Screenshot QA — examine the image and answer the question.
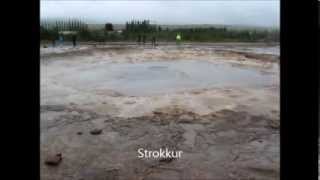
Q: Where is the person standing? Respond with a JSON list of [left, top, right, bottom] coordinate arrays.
[[59, 34, 64, 46], [176, 33, 181, 45], [151, 36, 156, 47], [137, 34, 141, 45], [72, 34, 77, 47], [142, 34, 146, 45], [52, 37, 56, 47]]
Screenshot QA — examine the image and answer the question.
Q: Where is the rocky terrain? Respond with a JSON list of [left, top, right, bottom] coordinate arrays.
[[41, 43, 279, 180]]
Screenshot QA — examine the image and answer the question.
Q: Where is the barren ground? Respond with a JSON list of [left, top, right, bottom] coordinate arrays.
[[41, 43, 279, 180]]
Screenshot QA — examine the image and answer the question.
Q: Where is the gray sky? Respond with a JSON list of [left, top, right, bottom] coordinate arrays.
[[40, 0, 279, 27]]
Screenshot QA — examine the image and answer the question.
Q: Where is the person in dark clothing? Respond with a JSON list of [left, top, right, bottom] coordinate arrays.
[[142, 35, 146, 45], [72, 34, 77, 47], [59, 35, 64, 46], [151, 36, 156, 47], [137, 34, 141, 45], [52, 38, 56, 47]]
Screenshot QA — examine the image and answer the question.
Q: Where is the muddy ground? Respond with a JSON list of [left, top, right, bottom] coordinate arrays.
[[41, 43, 279, 180]]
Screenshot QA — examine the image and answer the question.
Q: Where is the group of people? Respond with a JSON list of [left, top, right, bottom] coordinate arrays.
[[137, 34, 157, 46], [52, 34, 77, 48], [137, 33, 182, 47], [51, 32, 182, 48]]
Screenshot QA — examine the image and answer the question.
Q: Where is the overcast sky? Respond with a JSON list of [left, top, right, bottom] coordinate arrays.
[[41, 0, 279, 27]]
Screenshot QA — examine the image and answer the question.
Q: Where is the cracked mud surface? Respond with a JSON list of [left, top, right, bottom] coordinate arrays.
[[41, 43, 279, 180]]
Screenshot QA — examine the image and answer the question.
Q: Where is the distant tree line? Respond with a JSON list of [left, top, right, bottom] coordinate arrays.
[[40, 19, 91, 41], [124, 20, 159, 33], [40, 19, 279, 43], [165, 28, 279, 42], [40, 19, 88, 31]]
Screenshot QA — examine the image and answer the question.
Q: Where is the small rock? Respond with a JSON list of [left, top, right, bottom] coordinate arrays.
[[153, 111, 163, 115], [178, 114, 194, 123], [124, 100, 136, 105], [45, 153, 62, 166], [191, 90, 202, 95], [82, 113, 91, 120], [90, 129, 102, 135], [159, 157, 175, 163], [267, 119, 280, 129], [105, 169, 119, 180], [71, 111, 80, 116], [110, 92, 123, 97], [270, 123, 280, 129], [77, 132, 83, 135]]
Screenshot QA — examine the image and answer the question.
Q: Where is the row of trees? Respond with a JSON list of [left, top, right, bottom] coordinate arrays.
[[166, 28, 279, 42], [40, 19, 89, 32], [40, 19, 91, 41], [121, 20, 279, 42], [40, 19, 279, 42], [124, 20, 160, 33]]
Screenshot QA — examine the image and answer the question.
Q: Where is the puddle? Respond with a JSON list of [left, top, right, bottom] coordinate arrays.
[[62, 60, 278, 96]]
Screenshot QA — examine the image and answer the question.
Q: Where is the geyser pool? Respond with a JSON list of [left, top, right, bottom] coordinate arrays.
[[61, 60, 277, 96]]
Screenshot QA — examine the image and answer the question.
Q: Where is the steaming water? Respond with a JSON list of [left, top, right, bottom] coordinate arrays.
[[63, 60, 277, 96]]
